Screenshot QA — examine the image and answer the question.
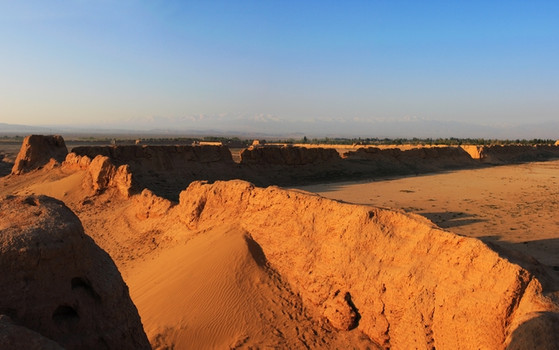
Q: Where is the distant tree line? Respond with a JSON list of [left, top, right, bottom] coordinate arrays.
[[289, 136, 557, 146], [0, 134, 556, 147]]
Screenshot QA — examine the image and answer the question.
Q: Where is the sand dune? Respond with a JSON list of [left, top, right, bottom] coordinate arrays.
[[128, 224, 373, 349]]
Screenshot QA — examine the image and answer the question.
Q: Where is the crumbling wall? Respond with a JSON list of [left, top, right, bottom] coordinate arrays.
[[11, 135, 68, 175], [240, 146, 341, 165]]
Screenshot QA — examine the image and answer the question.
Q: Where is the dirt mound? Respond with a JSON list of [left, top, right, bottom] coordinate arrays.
[[177, 180, 559, 349], [240, 145, 341, 165], [0, 195, 150, 349], [11, 135, 68, 175]]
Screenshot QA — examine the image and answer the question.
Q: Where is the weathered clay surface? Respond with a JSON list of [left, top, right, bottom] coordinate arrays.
[[344, 146, 479, 173], [478, 145, 559, 164], [61, 153, 132, 197], [0, 315, 64, 350], [11, 135, 68, 175], [87, 155, 133, 197], [134, 188, 173, 220], [72, 145, 237, 199], [178, 180, 559, 349], [0, 195, 150, 350], [461, 144, 559, 163], [240, 145, 341, 165], [72, 144, 234, 165], [14, 136, 559, 201], [62, 152, 92, 170]]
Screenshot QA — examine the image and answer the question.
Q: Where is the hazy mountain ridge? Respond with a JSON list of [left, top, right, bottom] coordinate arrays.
[[0, 118, 557, 140]]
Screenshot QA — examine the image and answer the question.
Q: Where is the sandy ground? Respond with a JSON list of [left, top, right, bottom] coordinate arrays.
[[298, 159, 559, 270]]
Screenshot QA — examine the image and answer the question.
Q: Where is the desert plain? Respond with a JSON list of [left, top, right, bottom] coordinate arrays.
[[299, 160, 559, 269], [1, 135, 559, 349]]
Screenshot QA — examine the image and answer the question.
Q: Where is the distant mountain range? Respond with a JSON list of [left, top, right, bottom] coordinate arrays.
[[1, 117, 558, 140]]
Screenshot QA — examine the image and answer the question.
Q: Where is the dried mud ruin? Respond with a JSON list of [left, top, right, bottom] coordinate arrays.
[[1, 134, 559, 349]]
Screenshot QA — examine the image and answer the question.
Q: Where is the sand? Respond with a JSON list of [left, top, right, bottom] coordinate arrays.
[[297, 159, 559, 270]]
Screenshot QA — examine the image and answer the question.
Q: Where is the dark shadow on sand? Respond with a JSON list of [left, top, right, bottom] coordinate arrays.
[[477, 236, 559, 294], [421, 211, 486, 228]]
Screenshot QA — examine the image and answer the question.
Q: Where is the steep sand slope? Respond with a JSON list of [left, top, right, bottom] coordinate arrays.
[[128, 224, 375, 349]]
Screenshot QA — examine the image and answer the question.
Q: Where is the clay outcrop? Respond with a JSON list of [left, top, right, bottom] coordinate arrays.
[[10, 136, 559, 200], [0, 195, 150, 349], [178, 180, 559, 349], [478, 145, 559, 164], [71, 145, 237, 199], [87, 156, 133, 197], [461, 144, 559, 163], [240, 145, 341, 165], [460, 145, 484, 159], [0, 315, 64, 350], [72, 144, 234, 165], [343, 146, 479, 175], [11, 135, 68, 175], [62, 153, 133, 197]]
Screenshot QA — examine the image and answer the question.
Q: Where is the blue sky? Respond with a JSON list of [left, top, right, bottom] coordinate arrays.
[[1, 1, 558, 136]]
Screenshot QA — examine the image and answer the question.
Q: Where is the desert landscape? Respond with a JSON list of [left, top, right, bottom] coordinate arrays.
[[3, 1, 559, 348], [1, 134, 559, 349]]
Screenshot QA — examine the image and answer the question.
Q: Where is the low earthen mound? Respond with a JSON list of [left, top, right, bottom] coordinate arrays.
[[177, 180, 559, 349], [0, 195, 150, 349], [240, 145, 341, 165], [11, 135, 68, 175]]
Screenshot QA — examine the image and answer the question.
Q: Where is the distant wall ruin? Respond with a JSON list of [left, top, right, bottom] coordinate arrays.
[[8, 136, 559, 200], [240, 145, 341, 165], [11, 135, 68, 175]]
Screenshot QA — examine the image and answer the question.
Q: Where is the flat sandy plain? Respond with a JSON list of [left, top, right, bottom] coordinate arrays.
[[298, 159, 559, 270]]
